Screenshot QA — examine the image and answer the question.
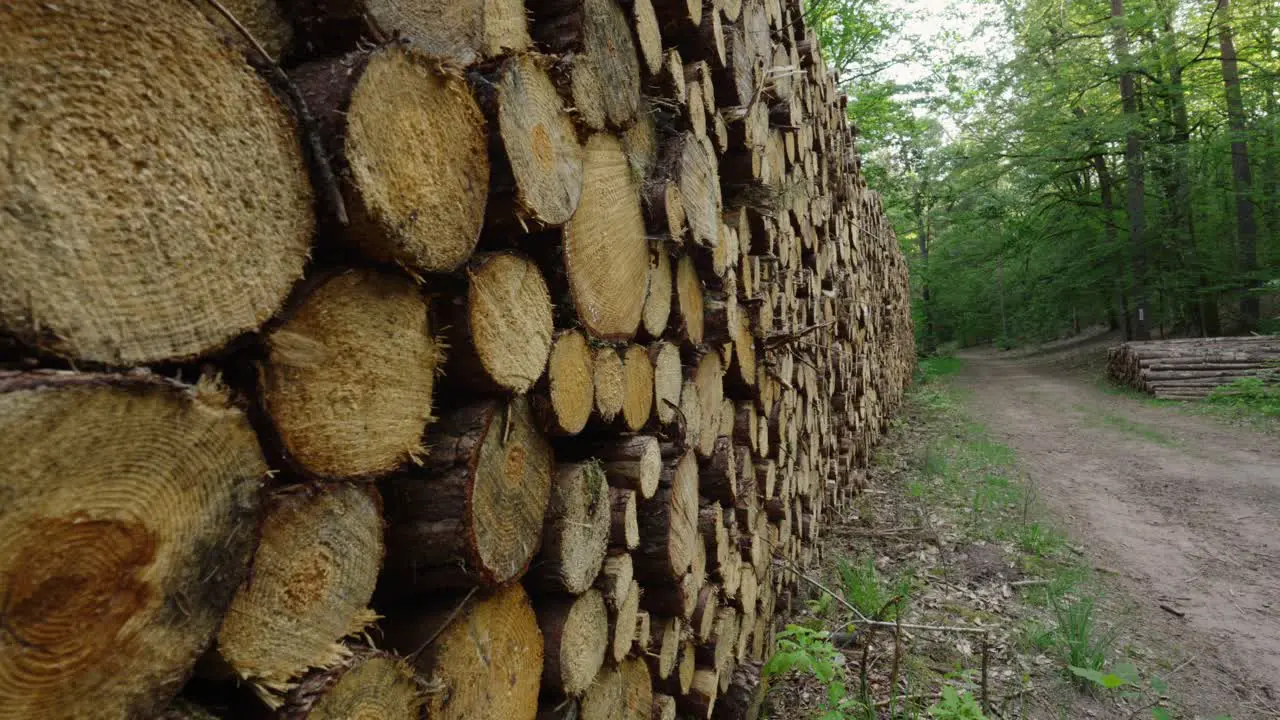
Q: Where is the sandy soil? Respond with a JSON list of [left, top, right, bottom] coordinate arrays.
[[955, 344, 1280, 717]]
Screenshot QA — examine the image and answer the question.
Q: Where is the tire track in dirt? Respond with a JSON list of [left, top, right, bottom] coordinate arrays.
[[954, 348, 1280, 717]]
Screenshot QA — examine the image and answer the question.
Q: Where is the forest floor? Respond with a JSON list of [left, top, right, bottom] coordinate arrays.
[[763, 336, 1280, 720]]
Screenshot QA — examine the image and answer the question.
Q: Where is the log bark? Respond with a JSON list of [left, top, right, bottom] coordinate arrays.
[[381, 396, 552, 590], [635, 451, 701, 583]]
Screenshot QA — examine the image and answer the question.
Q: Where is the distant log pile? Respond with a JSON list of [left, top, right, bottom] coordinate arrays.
[[1107, 337, 1280, 399], [0, 0, 914, 719]]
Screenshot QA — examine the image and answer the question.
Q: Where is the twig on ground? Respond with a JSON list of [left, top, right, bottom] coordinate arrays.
[[1158, 603, 1186, 618]]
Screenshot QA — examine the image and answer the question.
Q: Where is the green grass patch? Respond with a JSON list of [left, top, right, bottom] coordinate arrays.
[[919, 354, 965, 382], [1080, 409, 1179, 447]]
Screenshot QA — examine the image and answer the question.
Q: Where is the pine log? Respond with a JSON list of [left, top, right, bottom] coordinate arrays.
[[534, 329, 597, 436], [693, 351, 727, 457], [572, 434, 663, 498], [261, 269, 439, 480], [609, 579, 643, 662], [536, 590, 610, 696], [659, 134, 723, 247], [474, 53, 584, 227], [611, 487, 642, 549], [385, 584, 542, 720], [701, 436, 739, 504], [692, 583, 721, 642], [564, 134, 651, 339], [290, 0, 530, 64], [652, 342, 685, 427], [679, 667, 719, 718], [444, 251, 555, 394], [0, 372, 263, 720], [712, 661, 763, 720], [594, 347, 628, 423], [201, 0, 293, 59], [278, 650, 423, 720], [676, 254, 708, 345], [529, 0, 643, 129], [292, 46, 488, 272], [642, 572, 701, 618], [532, 462, 612, 594], [581, 658, 653, 720], [622, 344, 658, 430], [635, 450, 701, 582], [628, 0, 666, 75], [647, 615, 683, 679], [597, 552, 636, 609], [643, 247, 677, 340], [0, 0, 313, 366], [635, 610, 652, 654], [653, 693, 678, 720], [214, 484, 382, 702], [381, 396, 552, 590]]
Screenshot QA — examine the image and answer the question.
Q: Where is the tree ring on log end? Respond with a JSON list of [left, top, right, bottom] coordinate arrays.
[[495, 54, 583, 226], [0, 0, 313, 366], [339, 46, 489, 272], [466, 252, 554, 394], [0, 372, 264, 720], [563, 134, 649, 340], [215, 484, 383, 702], [262, 269, 439, 480], [281, 651, 422, 720]]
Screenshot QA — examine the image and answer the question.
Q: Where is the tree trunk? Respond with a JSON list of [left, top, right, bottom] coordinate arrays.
[[1217, 0, 1261, 331], [1112, 0, 1151, 340]]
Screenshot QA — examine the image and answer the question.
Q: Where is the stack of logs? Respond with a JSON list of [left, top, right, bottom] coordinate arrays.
[[0, 0, 914, 719], [1107, 337, 1280, 399]]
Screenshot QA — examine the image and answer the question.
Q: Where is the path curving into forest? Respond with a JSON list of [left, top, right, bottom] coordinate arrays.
[[955, 345, 1280, 716]]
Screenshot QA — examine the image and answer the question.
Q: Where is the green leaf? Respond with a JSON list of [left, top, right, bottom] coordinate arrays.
[[1068, 666, 1107, 686], [1149, 676, 1168, 694], [1151, 708, 1172, 720]]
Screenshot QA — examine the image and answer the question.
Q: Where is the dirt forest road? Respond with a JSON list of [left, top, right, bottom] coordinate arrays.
[[955, 346, 1280, 717]]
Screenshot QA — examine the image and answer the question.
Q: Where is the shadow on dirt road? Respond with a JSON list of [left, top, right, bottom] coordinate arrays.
[[955, 347, 1280, 717]]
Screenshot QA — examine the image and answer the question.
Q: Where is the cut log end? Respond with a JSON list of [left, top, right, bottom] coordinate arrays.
[[564, 134, 650, 340], [537, 590, 609, 697], [263, 269, 439, 480], [302, 46, 490, 272], [0, 0, 313, 365], [382, 396, 552, 589], [279, 651, 423, 720], [0, 372, 264, 720], [389, 583, 542, 720], [216, 484, 383, 702], [535, 462, 611, 595], [455, 252, 555, 394]]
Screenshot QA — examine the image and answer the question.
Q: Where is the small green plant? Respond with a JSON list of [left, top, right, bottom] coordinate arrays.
[[837, 556, 903, 621], [1034, 594, 1115, 684], [1016, 522, 1065, 557], [764, 626, 871, 719], [926, 686, 987, 719]]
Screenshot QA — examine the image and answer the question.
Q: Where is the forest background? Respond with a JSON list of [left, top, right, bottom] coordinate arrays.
[[808, 0, 1280, 350]]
